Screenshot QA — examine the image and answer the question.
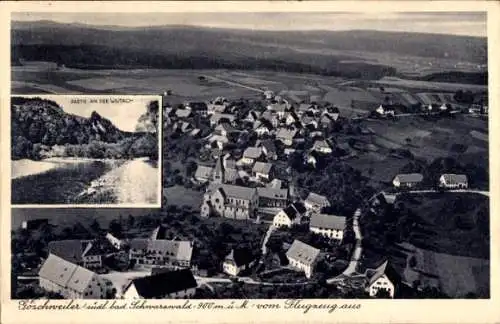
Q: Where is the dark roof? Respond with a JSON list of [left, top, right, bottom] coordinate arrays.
[[187, 102, 208, 111], [129, 269, 198, 298], [151, 225, 168, 240], [258, 139, 278, 154], [225, 247, 255, 267], [367, 260, 402, 288], [22, 219, 49, 230], [48, 240, 86, 264], [282, 205, 299, 220], [291, 202, 307, 214]]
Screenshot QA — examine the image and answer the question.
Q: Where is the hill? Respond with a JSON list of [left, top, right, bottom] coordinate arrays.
[[11, 21, 487, 80], [11, 97, 158, 160]]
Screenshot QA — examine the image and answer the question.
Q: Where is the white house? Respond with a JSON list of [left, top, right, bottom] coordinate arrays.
[[222, 248, 256, 276], [286, 240, 320, 278], [272, 203, 306, 228], [392, 173, 424, 189], [312, 140, 332, 154], [122, 269, 197, 299], [38, 254, 109, 299], [365, 260, 399, 298], [309, 213, 346, 241], [439, 174, 468, 189], [304, 192, 331, 212], [276, 128, 298, 146]]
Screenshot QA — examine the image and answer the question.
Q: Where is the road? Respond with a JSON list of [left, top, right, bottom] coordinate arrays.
[[405, 189, 489, 197], [203, 75, 265, 93], [81, 157, 159, 204], [260, 224, 276, 258]]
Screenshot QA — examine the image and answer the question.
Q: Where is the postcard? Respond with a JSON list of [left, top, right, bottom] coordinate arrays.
[[1, 1, 499, 324]]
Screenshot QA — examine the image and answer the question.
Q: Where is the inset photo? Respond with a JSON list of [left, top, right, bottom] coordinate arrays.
[[11, 95, 161, 207]]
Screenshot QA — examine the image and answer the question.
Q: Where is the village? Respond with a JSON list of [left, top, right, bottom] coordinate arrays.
[[13, 86, 489, 300]]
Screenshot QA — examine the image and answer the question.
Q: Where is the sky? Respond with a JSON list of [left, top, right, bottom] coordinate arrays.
[[22, 95, 155, 132], [12, 12, 487, 37]]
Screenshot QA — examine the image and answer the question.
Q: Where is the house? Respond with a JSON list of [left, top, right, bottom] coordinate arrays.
[[309, 213, 346, 240], [252, 162, 274, 182], [258, 139, 279, 160], [222, 247, 256, 276], [211, 155, 239, 184], [272, 203, 306, 228], [253, 121, 272, 136], [180, 122, 193, 133], [106, 233, 124, 250], [257, 187, 289, 209], [327, 107, 340, 121], [210, 113, 235, 126], [185, 101, 208, 116], [244, 110, 262, 123], [175, 109, 192, 119], [48, 240, 103, 270], [267, 102, 288, 118], [392, 173, 424, 189], [21, 218, 49, 230], [312, 140, 332, 154], [194, 165, 214, 183], [285, 111, 300, 126], [301, 116, 319, 129], [241, 147, 263, 165], [286, 240, 320, 278], [129, 238, 193, 269], [260, 111, 279, 128], [267, 179, 282, 189], [276, 128, 298, 146], [38, 254, 109, 299], [264, 90, 275, 100], [365, 260, 400, 298], [215, 123, 239, 137], [375, 105, 395, 117], [207, 97, 229, 115], [304, 192, 330, 212], [297, 103, 318, 116], [201, 183, 258, 220], [439, 174, 468, 189], [122, 269, 197, 299], [305, 153, 317, 168], [320, 114, 335, 128]]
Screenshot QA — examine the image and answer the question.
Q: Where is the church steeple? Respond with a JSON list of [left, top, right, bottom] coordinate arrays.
[[213, 154, 225, 184]]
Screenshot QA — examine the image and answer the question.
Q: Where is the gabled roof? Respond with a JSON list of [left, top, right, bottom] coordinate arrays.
[[208, 183, 257, 201], [440, 173, 468, 184], [175, 109, 192, 118], [215, 123, 238, 134], [252, 162, 273, 175], [310, 213, 347, 231], [39, 253, 78, 288], [128, 269, 197, 298], [257, 187, 288, 200], [267, 179, 282, 189], [267, 103, 288, 112], [276, 128, 297, 140], [48, 240, 86, 264], [194, 165, 214, 180], [394, 173, 424, 183], [82, 241, 102, 257], [225, 247, 255, 267], [280, 205, 299, 220], [243, 147, 262, 159], [286, 240, 320, 266], [313, 140, 331, 150], [291, 201, 307, 214], [67, 265, 96, 293], [366, 260, 401, 287], [305, 192, 330, 207], [151, 225, 168, 240], [258, 139, 278, 154], [128, 238, 149, 251], [38, 253, 97, 293]]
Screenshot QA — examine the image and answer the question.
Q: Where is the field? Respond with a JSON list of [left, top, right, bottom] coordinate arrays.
[[373, 77, 487, 92], [162, 185, 204, 211]]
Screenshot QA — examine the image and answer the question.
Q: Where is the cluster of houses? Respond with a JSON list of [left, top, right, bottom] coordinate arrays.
[[37, 226, 199, 299], [392, 173, 469, 189]]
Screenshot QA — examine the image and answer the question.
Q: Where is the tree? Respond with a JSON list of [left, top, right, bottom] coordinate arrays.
[[90, 219, 101, 233], [127, 215, 135, 229], [109, 220, 122, 237]]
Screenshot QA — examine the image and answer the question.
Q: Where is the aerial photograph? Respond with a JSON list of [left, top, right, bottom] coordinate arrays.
[[10, 11, 489, 299], [11, 95, 161, 205]]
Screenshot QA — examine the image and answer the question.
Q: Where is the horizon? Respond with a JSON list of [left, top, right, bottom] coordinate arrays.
[[12, 12, 487, 37]]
